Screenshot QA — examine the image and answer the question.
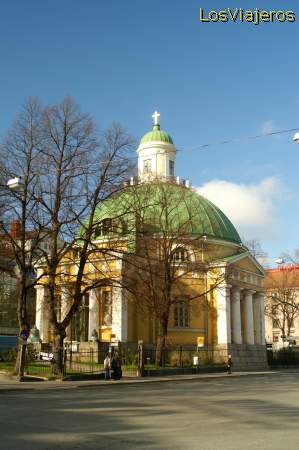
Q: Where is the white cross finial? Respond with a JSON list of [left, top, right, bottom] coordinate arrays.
[[152, 111, 160, 126]]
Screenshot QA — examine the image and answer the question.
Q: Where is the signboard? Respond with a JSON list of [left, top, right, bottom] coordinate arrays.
[[197, 336, 205, 348]]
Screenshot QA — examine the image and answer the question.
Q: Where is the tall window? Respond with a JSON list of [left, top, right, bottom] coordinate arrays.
[[71, 293, 89, 342], [143, 159, 152, 174], [174, 303, 189, 328], [102, 290, 112, 326], [169, 160, 175, 176]]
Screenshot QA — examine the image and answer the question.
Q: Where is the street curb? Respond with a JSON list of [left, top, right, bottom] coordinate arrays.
[[0, 370, 280, 392]]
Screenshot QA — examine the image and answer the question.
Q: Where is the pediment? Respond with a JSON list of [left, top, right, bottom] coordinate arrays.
[[214, 251, 265, 277]]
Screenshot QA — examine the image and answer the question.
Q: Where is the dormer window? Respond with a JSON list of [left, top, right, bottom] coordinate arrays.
[[94, 218, 126, 238], [171, 247, 189, 263], [94, 218, 113, 237]]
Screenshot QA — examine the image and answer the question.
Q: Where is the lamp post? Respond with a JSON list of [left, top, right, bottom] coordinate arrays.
[[6, 176, 30, 379]]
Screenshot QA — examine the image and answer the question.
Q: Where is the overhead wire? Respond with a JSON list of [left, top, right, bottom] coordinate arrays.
[[4, 126, 298, 179]]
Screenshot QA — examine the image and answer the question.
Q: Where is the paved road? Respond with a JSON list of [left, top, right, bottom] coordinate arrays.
[[1, 372, 299, 450]]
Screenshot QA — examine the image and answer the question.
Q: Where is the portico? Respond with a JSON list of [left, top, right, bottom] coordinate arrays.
[[217, 285, 265, 346]]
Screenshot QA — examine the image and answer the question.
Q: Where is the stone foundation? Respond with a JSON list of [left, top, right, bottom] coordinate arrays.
[[209, 344, 268, 371]]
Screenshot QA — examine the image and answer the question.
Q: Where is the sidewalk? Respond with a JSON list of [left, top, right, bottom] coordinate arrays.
[[0, 369, 283, 391]]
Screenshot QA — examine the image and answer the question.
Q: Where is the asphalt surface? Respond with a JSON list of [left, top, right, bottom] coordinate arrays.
[[1, 372, 299, 450]]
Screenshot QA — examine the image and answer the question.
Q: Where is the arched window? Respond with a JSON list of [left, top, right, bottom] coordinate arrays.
[[102, 290, 112, 327], [171, 247, 189, 263]]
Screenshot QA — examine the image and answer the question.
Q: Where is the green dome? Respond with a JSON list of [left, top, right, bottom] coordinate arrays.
[[89, 183, 241, 246], [140, 124, 173, 145]]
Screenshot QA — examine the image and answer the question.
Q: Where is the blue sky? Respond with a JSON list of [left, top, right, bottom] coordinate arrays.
[[0, 0, 298, 264]]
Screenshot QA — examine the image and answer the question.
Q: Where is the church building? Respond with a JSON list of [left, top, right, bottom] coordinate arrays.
[[35, 112, 267, 370]]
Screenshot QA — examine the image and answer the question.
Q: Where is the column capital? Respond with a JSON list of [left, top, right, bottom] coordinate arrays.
[[255, 291, 265, 297], [231, 286, 243, 293], [34, 284, 45, 290], [218, 284, 232, 290], [244, 289, 256, 295]]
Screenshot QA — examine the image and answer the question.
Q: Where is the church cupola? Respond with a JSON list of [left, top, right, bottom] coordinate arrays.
[[137, 111, 176, 181]]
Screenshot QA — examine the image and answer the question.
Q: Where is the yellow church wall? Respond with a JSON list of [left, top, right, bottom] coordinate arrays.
[[207, 285, 218, 346], [136, 307, 152, 343], [127, 296, 138, 342]]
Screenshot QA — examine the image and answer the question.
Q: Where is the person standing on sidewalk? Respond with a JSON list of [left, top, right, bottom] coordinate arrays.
[[104, 353, 111, 380], [227, 354, 233, 375]]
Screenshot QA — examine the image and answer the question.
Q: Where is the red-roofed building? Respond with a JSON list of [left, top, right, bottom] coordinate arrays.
[[0, 220, 38, 335], [264, 265, 299, 349]]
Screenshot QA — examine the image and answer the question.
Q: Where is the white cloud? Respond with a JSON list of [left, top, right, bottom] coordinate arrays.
[[196, 177, 282, 240]]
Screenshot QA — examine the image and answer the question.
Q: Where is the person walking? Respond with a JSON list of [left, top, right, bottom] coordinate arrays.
[[227, 354, 233, 375], [104, 353, 111, 380]]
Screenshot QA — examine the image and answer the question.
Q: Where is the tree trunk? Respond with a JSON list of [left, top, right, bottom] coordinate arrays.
[[155, 316, 168, 366], [51, 328, 66, 377], [14, 283, 28, 376]]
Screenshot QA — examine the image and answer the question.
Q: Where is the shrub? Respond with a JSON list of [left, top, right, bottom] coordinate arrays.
[[26, 344, 39, 362], [169, 350, 192, 367], [0, 348, 17, 362], [123, 348, 138, 366]]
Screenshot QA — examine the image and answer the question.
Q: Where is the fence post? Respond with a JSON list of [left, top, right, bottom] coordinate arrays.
[[91, 348, 94, 373], [137, 340, 144, 377]]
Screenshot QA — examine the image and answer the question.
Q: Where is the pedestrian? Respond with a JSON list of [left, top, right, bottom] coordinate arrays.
[[104, 353, 111, 380], [110, 352, 117, 380], [20, 323, 30, 343], [227, 354, 233, 375]]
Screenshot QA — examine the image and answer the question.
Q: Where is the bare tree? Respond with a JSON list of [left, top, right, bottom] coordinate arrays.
[[243, 238, 268, 267], [36, 99, 135, 375], [1, 97, 134, 376], [265, 266, 299, 340], [0, 99, 45, 327]]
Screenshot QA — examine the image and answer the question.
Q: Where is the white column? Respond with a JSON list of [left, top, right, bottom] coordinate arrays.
[[61, 285, 72, 340], [35, 285, 49, 342], [244, 290, 255, 345], [258, 292, 265, 345], [231, 287, 242, 344], [216, 284, 231, 344], [112, 285, 128, 342], [88, 289, 100, 340]]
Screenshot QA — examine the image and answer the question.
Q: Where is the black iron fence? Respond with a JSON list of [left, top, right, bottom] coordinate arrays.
[[0, 341, 203, 377], [62, 345, 198, 376], [63, 348, 105, 375], [267, 349, 299, 366]]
